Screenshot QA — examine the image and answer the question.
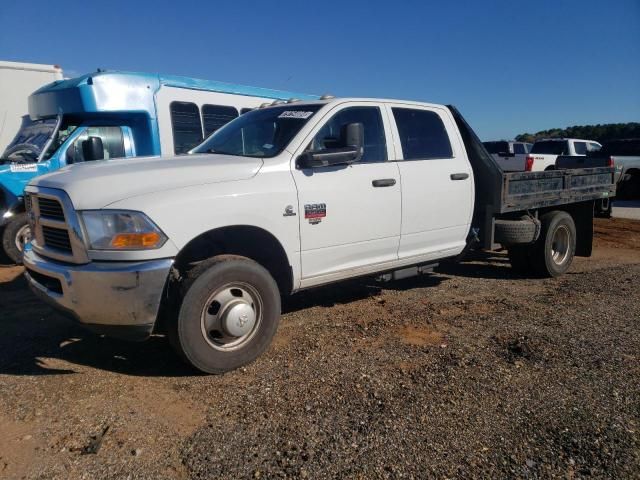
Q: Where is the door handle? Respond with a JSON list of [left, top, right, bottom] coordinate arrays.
[[372, 178, 396, 187], [450, 173, 469, 181]]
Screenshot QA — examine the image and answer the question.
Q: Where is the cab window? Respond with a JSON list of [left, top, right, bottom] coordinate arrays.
[[574, 141, 587, 155], [587, 142, 601, 153], [392, 108, 453, 160], [513, 143, 526, 154], [66, 126, 125, 163], [309, 106, 387, 162]]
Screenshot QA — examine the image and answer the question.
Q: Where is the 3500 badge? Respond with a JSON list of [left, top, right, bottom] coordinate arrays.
[[304, 203, 326, 224]]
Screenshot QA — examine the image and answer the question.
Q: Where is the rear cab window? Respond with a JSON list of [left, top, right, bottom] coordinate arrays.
[[391, 107, 453, 160]]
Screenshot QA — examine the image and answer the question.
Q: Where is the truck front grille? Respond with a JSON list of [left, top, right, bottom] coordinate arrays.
[[42, 225, 73, 253], [37, 197, 65, 221], [26, 188, 88, 264]]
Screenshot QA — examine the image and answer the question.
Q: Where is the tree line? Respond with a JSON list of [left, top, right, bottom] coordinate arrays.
[[515, 122, 640, 143]]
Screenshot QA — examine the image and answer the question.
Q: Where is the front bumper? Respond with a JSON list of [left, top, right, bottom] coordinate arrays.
[[23, 245, 173, 341]]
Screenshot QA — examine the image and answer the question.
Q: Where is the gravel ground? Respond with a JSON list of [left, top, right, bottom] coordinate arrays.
[[0, 218, 639, 479]]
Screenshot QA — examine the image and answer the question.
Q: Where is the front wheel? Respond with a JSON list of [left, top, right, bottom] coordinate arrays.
[[168, 255, 281, 374], [2, 213, 31, 264], [531, 211, 576, 278]]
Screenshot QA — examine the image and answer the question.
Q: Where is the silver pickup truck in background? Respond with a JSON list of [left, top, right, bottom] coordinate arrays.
[[483, 140, 532, 159], [556, 139, 640, 199]]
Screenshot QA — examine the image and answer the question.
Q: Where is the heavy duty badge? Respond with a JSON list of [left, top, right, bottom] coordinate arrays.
[[304, 203, 326, 224], [283, 205, 296, 217]]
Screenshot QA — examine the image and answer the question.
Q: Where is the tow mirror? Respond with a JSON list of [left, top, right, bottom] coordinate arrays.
[[82, 136, 104, 161], [297, 122, 364, 168]]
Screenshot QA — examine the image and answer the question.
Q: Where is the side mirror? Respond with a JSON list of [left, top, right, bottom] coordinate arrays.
[[297, 122, 364, 168], [82, 136, 104, 161]]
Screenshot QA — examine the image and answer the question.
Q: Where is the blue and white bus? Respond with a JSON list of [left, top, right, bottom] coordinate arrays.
[[0, 70, 316, 261]]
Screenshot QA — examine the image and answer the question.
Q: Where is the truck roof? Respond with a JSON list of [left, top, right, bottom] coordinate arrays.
[[260, 97, 450, 109], [536, 137, 599, 143]]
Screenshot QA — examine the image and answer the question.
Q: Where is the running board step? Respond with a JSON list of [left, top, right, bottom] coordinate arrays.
[[376, 263, 438, 282]]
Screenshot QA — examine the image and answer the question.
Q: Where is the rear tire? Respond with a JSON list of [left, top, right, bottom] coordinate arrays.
[[168, 255, 281, 374], [2, 213, 30, 265], [531, 211, 576, 278]]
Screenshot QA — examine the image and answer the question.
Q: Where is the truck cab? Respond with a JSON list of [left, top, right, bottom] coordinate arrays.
[[0, 71, 316, 262]]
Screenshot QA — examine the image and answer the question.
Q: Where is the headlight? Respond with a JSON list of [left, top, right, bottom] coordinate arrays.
[[79, 210, 167, 250]]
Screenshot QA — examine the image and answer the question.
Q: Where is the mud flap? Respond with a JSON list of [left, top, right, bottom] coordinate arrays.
[[573, 201, 594, 257]]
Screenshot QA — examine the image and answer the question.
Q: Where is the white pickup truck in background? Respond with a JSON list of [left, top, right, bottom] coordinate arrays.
[[21, 98, 615, 373], [495, 138, 602, 172]]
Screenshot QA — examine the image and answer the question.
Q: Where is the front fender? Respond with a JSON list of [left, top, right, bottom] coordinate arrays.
[[105, 175, 302, 288]]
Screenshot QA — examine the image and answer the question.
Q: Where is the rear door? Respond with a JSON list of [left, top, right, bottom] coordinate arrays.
[[291, 102, 401, 282], [386, 104, 473, 260]]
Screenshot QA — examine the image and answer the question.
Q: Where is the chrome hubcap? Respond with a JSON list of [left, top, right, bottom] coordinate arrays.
[[551, 225, 570, 265], [15, 224, 32, 253], [200, 283, 262, 351]]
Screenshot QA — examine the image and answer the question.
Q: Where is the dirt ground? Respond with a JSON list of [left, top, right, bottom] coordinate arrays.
[[1, 218, 639, 479]]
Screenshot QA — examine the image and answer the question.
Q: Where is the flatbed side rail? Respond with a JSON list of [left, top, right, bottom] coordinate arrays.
[[501, 167, 616, 213]]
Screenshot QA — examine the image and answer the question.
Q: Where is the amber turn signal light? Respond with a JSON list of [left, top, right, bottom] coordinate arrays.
[[110, 232, 162, 249]]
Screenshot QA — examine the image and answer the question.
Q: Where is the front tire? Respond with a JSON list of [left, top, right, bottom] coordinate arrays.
[[2, 213, 31, 264], [531, 211, 576, 278], [169, 255, 281, 374]]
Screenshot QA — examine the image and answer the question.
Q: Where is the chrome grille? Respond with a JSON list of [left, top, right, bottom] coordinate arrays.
[[42, 225, 73, 253], [25, 187, 89, 264], [37, 197, 65, 221]]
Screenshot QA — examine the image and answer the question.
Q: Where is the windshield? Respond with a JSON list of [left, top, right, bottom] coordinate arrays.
[[2, 117, 58, 162], [531, 140, 567, 155], [192, 104, 323, 158]]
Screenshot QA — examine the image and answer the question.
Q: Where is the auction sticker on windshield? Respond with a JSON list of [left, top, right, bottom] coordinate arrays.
[[10, 163, 38, 173], [278, 111, 314, 119]]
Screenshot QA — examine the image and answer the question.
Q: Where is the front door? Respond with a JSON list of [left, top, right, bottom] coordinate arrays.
[[291, 104, 401, 283]]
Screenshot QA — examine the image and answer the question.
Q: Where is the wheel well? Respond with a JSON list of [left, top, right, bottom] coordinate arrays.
[[544, 165, 556, 171], [173, 225, 293, 296]]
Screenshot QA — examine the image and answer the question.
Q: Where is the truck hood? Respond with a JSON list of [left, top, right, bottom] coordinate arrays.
[[30, 154, 263, 209]]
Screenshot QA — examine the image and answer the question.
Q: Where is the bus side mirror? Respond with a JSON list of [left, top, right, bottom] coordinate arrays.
[[82, 136, 104, 161]]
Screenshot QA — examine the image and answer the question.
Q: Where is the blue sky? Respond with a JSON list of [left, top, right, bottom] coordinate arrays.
[[1, 0, 638, 140]]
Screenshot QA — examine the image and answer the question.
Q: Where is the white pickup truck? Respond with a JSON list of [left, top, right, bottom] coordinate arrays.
[[495, 138, 602, 172], [22, 98, 615, 373]]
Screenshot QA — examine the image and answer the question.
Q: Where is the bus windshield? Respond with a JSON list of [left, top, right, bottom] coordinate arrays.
[[2, 117, 58, 162], [192, 104, 323, 158]]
